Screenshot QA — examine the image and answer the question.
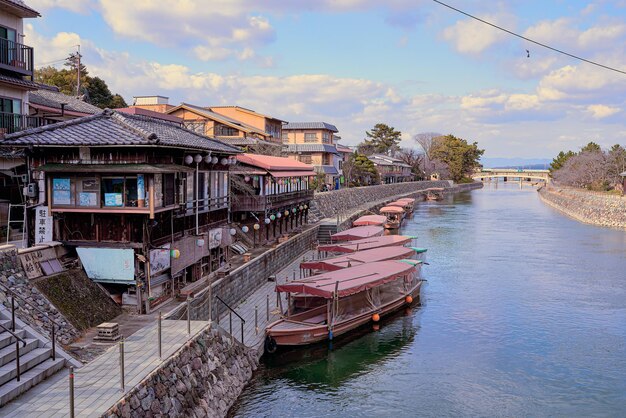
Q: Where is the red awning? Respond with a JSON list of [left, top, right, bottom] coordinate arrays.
[[388, 201, 410, 208], [318, 235, 412, 253], [300, 246, 416, 272], [353, 215, 386, 227], [397, 198, 414, 203], [277, 261, 415, 298], [380, 206, 404, 214], [331, 226, 384, 242], [270, 170, 317, 178]]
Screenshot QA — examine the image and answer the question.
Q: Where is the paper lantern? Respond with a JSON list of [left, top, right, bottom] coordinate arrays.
[[270, 214, 276, 221], [220, 158, 228, 165], [204, 155, 212, 163], [170, 249, 180, 259], [194, 154, 203, 163], [253, 223, 260, 230], [184, 155, 193, 165], [211, 156, 218, 164], [244, 176, 251, 182], [264, 218, 270, 224], [277, 212, 282, 218], [284, 210, 289, 216], [299, 205, 304, 210], [242, 226, 249, 233], [229, 228, 236, 236], [292, 208, 297, 213], [304, 205, 308, 209]]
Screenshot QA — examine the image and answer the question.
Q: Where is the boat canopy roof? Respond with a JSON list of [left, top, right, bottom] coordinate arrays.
[[396, 198, 414, 203], [380, 206, 404, 214], [353, 215, 387, 226], [276, 261, 415, 298], [301, 246, 416, 271], [388, 201, 410, 208], [331, 225, 383, 242], [318, 235, 412, 253]]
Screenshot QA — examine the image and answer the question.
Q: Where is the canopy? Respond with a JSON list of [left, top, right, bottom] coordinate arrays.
[[270, 170, 317, 178], [353, 215, 386, 227], [397, 198, 414, 204], [276, 261, 415, 298], [409, 247, 428, 253], [380, 206, 404, 214], [301, 246, 416, 272], [331, 226, 384, 242], [318, 235, 412, 254], [388, 201, 410, 208]]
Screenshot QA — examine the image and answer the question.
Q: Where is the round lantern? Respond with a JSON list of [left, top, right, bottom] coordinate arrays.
[[264, 218, 270, 224], [284, 210, 289, 217], [270, 214, 276, 221], [170, 249, 180, 259], [277, 212, 282, 218], [211, 156, 218, 164], [184, 155, 193, 165], [253, 223, 260, 230], [204, 155, 212, 163], [242, 226, 249, 233], [194, 154, 203, 163], [304, 205, 308, 209], [244, 176, 251, 182], [229, 228, 236, 236], [292, 208, 297, 213], [220, 158, 228, 165], [299, 205, 304, 210]]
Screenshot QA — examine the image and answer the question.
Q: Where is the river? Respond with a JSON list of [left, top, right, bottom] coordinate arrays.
[[230, 183, 626, 417]]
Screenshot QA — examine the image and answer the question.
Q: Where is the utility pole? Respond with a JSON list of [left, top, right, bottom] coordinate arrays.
[[75, 45, 81, 96]]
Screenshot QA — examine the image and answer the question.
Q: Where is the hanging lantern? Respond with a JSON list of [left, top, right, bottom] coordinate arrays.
[[284, 210, 289, 217], [299, 205, 304, 210], [184, 155, 193, 165], [270, 214, 276, 221], [253, 223, 260, 230], [304, 205, 308, 209], [229, 228, 236, 236], [277, 212, 282, 218], [264, 218, 270, 224], [292, 208, 297, 213], [194, 154, 203, 163], [204, 154, 212, 163], [211, 156, 218, 164], [244, 176, 251, 182], [220, 158, 228, 165], [170, 249, 181, 259], [242, 226, 249, 233]]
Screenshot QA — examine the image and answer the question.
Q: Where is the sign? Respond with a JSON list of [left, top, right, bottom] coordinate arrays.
[[149, 243, 170, 275], [76, 248, 135, 283], [208, 228, 222, 249], [52, 178, 71, 205], [34, 206, 53, 244], [19, 247, 57, 279], [104, 193, 123, 207]]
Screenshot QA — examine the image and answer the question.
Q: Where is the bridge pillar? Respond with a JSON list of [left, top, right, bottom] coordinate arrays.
[[503, 176, 507, 182]]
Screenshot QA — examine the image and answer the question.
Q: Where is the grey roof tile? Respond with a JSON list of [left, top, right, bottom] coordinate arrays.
[[29, 88, 102, 115], [0, 74, 40, 89], [284, 143, 339, 154], [283, 122, 338, 132]]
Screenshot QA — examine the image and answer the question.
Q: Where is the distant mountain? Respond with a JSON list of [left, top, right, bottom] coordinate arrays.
[[480, 157, 551, 169]]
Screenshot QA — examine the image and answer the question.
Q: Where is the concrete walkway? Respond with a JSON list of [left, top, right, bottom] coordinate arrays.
[[3, 319, 207, 417]]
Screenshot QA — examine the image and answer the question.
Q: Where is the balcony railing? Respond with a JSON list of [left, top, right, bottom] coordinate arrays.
[[0, 113, 56, 135], [0, 38, 34, 76], [233, 189, 313, 212]]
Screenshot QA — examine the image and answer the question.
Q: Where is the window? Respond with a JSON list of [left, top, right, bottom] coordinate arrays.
[[77, 178, 100, 207], [163, 174, 175, 206], [299, 155, 312, 164], [52, 178, 73, 206], [339, 160, 343, 169], [281, 132, 288, 142], [304, 133, 317, 142], [322, 155, 332, 165], [184, 121, 206, 135], [102, 177, 138, 207], [322, 132, 331, 143], [216, 125, 238, 136]]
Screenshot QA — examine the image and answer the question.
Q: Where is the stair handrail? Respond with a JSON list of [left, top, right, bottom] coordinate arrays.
[[0, 282, 57, 361], [215, 295, 245, 344], [0, 321, 26, 383], [0, 322, 26, 346]]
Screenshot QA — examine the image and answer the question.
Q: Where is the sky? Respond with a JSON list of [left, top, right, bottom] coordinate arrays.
[[24, 0, 626, 160]]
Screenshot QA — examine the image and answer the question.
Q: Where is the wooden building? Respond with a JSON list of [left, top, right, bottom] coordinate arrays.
[[0, 109, 240, 310]]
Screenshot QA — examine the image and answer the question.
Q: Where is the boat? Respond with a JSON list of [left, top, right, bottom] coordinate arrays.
[[331, 225, 384, 242], [379, 206, 405, 229], [317, 235, 413, 256], [264, 260, 422, 350], [352, 215, 387, 227], [387, 200, 414, 216], [425, 187, 445, 201], [300, 246, 419, 275], [396, 198, 415, 213]]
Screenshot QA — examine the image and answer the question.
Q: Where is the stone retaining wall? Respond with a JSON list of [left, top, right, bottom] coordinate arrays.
[[0, 246, 80, 345], [104, 325, 258, 418], [539, 186, 626, 230], [309, 180, 454, 222]]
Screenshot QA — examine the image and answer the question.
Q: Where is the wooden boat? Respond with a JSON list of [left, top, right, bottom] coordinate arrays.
[[301, 246, 419, 275], [317, 235, 413, 256], [425, 187, 445, 201], [396, 198, 415, 213], [387, 200, 414, 215], [265, 260, 422, 350], [379, 206, 405, 229], [331, 225, 384, 242], [352, 215, 387, 227]]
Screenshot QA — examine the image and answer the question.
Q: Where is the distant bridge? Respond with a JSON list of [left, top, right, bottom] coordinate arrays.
[[472, 168, 550, 183]]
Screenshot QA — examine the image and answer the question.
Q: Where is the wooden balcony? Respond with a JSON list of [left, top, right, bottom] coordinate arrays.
[[232, 189, 313, 212], [0, 38, 34, 77]]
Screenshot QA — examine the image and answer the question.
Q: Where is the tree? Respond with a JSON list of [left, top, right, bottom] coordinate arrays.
[[343, 153, 379, 187], [430, 134, 484, 182], [359, 123, 402, 155], [397, 148, 424, 180], [550, 150, 576, 172], [414, 132, 443, 162], [580, 141, 601, 153]]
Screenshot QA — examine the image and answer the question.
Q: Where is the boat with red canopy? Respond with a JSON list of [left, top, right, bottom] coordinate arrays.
[[352, 214, 387, 227], [265, 260, 422, 350], [388, 199, 414, 215], [330, 225, 384, 242], [301, 246, 418, 274], [317, 235, 413, 255], [379, 206, 405, 229]]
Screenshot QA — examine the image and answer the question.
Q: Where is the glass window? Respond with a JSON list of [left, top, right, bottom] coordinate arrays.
[[304, 133, 317, 142], [163, 174, 175, 206], [184, 121, 206, 135], [102, 178, 124, 207], [52, 178, 73, 206], [77, 178, 99, 207]]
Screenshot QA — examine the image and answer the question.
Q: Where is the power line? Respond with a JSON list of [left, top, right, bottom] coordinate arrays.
[[35, 58, 67, 68], [432, 0, 626, 75]]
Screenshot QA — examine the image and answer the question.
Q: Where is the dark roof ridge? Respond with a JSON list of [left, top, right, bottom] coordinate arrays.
[[4, 110, 110, 140], [110, 111, 160, 144]]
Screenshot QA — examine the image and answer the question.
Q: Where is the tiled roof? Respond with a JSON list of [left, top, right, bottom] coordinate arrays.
[[283, 122, 338, 132], [237, 153, 313, 171], [316, 165, 339, 175], [369, 154, 412, 168], [284, 144, 339, 154], [216, 136, 280, 148], [2, 109, 240, 153], [0, 74, 40, 90], [336, 144, 353, 153], [29, 88, 102, 115], [168, 103, 267, 136], [209, 106, 287, 123], [1, 0, 40, 17]]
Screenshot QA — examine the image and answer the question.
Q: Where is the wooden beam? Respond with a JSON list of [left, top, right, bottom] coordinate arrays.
[[149, 176, 155, 220]]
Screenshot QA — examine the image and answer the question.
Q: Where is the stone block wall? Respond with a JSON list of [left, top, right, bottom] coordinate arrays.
[[104, 325, 258, 418], [539, 186, 626, 229]]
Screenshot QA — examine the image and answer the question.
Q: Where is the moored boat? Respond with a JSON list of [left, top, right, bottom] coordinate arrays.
[[425, 187, 445, 201], [265, 260, 422, 350], [331, 225, 384, 242], [300, 246, 419, 274], [352, 214, 387, 227], [396, 198, 415, 213], [388, 200, 414, 216], [379, 206, 405, 229], [317, 235, 413, 256]]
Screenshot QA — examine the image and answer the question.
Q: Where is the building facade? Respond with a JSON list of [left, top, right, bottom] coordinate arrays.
[[368, 154, 414, 184]]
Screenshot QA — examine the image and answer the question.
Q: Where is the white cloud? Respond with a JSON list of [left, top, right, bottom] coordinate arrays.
[[442, 13, 514, 54], [27, 0, 94, 14], [587, 104, 620, 119]]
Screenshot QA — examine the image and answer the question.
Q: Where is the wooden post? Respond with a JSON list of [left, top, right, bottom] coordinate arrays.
[[149, 176, 155, 220]]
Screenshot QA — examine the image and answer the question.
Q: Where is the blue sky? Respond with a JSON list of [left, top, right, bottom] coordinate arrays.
[[26, 0, 626, 160]]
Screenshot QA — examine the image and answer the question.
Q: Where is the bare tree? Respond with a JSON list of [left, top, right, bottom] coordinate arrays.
[[553, 151, 608, 190], [397, 148, 425, 179], [414, 132, 443, 162]]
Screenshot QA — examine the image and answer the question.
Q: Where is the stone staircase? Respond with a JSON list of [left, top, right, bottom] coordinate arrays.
[[0, 308, 66, 407], [317, 222, 338, 244]]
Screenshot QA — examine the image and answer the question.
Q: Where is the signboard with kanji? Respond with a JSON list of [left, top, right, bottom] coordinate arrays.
[[35, 206, 53, 244]]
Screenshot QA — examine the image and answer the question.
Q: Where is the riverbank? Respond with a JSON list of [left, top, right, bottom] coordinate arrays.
[[538, 185, 626, 230]]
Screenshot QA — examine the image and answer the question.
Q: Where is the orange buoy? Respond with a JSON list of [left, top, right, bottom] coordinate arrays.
[[405, 295, 413, 304], [372, 313, 380, 322]]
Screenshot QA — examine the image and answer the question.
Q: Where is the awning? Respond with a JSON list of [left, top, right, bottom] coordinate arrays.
[[35, 163, 194, 173], [353, 215, 386, 226], [231, 167, 267, 175], [380, 206, 404, 214], [331, 226, 384, 242], [276, 261, 415, 299], [300, 246, 416, 272], [270, 170, 317, 178], [318, 235, 412, 254]]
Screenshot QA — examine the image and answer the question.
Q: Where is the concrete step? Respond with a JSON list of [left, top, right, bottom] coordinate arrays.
[[0, 348, 54, 386], [0, 330, 26, 350], [0, 338, 39, 367], [0, 357, 65, 407]]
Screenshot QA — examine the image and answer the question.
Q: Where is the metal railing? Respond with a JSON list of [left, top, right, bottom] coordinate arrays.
[[215, 295, 245, 344], [0, 322, 26, 382], [0, 112, 56, 135], [0, 282, 58, 362], [0, 38, 34, 76], [233, 189, 313, 212]]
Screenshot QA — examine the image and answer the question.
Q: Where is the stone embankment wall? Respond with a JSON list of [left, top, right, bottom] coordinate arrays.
[[104, 325, 258, 418], [310, 180, 455, 222], [0, 246, 80, 345], [539, 186, 626, 229]]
